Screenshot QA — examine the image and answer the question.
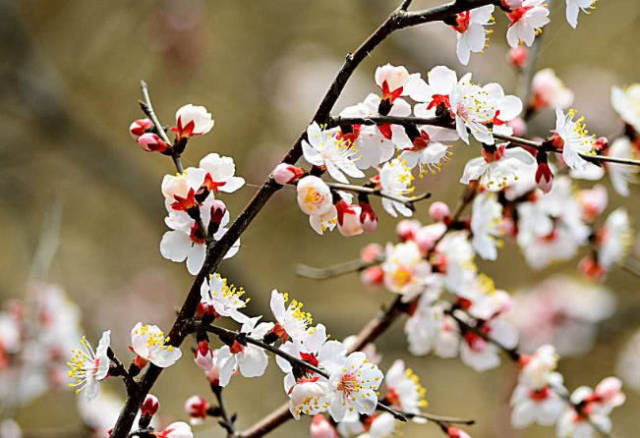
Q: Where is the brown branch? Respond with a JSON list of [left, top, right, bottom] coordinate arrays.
[[324, 181, 431, 207]]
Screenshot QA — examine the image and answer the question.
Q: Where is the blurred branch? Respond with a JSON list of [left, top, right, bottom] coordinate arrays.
[[296, 259, 377, 280], [518, 0, 554, 108], [28, 201, 62, 282]]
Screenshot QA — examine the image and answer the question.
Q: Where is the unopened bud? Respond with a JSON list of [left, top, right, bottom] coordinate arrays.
[[137, 133, 169, 153], [507, 47, 527, 69], [185, 395, 210, 424], [428, 201, 450, 222], [210, 200, 227, 224], [273, 163, 306, 185], [359, 202, 378, 233], [141, 394, 159, 418], [396, 220, 420, 241], [129, 118, 154, 139]]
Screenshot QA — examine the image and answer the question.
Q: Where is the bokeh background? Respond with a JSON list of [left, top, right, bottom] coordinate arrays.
[[1, 0, 639, 436]]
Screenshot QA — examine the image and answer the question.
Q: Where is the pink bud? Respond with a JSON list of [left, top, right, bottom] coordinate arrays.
[[129, 118, 153, 139], [137, 133, 169, 153], [194, 340, 213, 370], [141, 394, 159, 418], [360, 266, 384, 286], [508, 117, 527, 137], [396, 220, 420, 241], [508, 47, 528, 69], [448, 426, 472, 438], [578, 255, 605, 281], [594, 136, 609, 151], [359, 202, 378, 233], [361, 243, 383, 263], [273, 163, 305, 185], [428, 202, 450, 222], [210, 200, 227, 224], [310, 415, 338, 438], [414, 227, 438, 253], [535, 162, 554, 193], [338, 204, 364, 237], [185, 395, 210, 422]]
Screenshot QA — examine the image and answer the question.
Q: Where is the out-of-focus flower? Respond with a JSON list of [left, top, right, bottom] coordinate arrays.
[[531, 69, 574, 110], [565, 0, 597, 28], [194, 341, 221, 385], [611, 85, 640, 133], [310, 415, 338, 438], [470, 192, 504, 260], [155, 421, 193, 438], [606, 137, 639, 197], [508, 47, 528, 69], [185, 395, 210, 425], [509, 275, 615, 356]]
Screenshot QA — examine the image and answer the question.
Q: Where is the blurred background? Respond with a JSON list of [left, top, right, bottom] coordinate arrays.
[[1, 0, 639, 436]]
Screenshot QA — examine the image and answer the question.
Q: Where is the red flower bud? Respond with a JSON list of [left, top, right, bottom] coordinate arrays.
[[141, 394, 159, 418]]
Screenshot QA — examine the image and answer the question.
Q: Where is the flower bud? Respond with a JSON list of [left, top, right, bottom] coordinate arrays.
[[337, 202, 363, 237], [535, 154, 554, 194], [185, 395, 210, 424], [360, 266, 384, 286], [594, 136, 609, 151], [508, 117, 527, 137], [273, 163, 306, 185], [210, 200, 227, 224], [359, 202, 378, 233], [141, 394, 159, 418], [297, 176, 333, 216], [396, 220, 420, 241], [447, 426, 472, 438], [507, 47, 527, 69], [310, 415, 338, 438], [129, 118, 154, 139], [428, 202, 450, 222], [360, 243, 383, 263], [137, 133, 169, 153]]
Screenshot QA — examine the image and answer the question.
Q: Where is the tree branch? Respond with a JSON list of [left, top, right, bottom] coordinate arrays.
[[329, 115, 640, 168], [109, 0, 500, 436]]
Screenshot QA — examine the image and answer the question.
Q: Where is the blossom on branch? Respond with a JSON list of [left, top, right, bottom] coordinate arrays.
[[449, 5, 495, 65], [173, 104, 214, 139], [130, 323, 182, 368], [506, 0, 550, 48], [67, 331, 111, 400]]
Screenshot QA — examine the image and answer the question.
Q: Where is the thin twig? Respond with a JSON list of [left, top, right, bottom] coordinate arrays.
[[139, 81, 184, 174], [325, 181, 431, 207]]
